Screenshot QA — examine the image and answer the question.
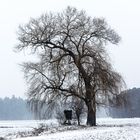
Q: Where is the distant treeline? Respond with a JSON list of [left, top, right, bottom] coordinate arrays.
[[109, 88, 140, 118], [0, 95, 107, 120], [0, 87, 140, 120], [0, 95, 33, 120]]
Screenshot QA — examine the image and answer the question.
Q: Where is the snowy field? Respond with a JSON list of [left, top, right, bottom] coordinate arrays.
[[0, 120, 58, 138], [0, 118, 140, 140]]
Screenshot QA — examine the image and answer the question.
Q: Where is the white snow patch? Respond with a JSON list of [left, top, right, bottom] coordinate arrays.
[[1, 118, 140, 140]]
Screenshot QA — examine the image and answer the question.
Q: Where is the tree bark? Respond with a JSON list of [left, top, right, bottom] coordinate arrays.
[[86, 98, 96, 126], [75, 57, 96, 126], [86, 93, 96, 126]]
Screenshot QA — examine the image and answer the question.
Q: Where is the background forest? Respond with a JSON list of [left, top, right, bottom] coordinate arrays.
[[0, 88, 140, 120]]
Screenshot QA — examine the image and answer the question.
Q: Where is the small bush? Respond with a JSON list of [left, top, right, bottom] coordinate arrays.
[[32, 123, 48, 136]]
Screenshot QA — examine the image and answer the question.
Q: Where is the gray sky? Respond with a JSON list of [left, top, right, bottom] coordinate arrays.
[[0, 0, 140, 98]]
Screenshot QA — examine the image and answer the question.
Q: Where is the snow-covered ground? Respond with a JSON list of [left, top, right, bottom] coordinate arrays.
[[0, 118, 140, 140], [0, 120, 36, 136], [0, 120, 58, 138]]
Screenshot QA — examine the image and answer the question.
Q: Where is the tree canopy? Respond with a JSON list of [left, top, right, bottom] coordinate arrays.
[[16, 7, 125, 126]]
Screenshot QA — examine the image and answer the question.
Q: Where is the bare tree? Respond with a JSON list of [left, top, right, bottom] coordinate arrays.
[[70, 97, 85, 125], [16, 7, 125, 126]]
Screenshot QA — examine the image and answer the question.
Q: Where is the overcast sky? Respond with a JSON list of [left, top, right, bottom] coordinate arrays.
[[0, 0, 140, 98]]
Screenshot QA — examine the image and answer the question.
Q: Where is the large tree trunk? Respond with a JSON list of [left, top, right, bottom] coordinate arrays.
[[84, 79, 96, 126], [76, 61, 97, 126], [86, 99, 96, 126]]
